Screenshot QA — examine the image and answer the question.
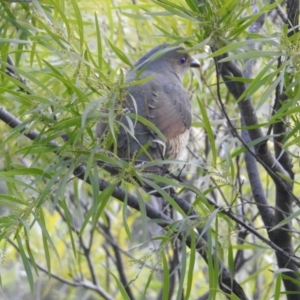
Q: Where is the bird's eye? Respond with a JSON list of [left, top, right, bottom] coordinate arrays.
[[179, 57, 186, 64]]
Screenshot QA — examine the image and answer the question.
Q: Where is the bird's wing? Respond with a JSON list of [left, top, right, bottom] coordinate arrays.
[[147, 78, 191, 140], [116, 74, 191, 163]]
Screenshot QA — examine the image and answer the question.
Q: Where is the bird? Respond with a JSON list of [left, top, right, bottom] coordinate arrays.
[[96, 43, 200, 192]]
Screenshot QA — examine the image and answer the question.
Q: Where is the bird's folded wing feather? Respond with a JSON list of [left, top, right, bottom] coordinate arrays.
[[117, 74, 191, 161], [148, 79, 191, 140]]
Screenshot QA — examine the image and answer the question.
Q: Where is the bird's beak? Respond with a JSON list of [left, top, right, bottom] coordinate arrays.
[[190, 56, 200, 68]]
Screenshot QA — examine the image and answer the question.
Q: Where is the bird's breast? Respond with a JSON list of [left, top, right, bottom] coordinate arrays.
[[165, 129, 190, 159]]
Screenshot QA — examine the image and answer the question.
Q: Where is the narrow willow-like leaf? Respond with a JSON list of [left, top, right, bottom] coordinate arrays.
[[207, 230, 217, 299], [223, 142, 235, 184], [255, 71, 283, 110], [32, 0, 49, 20], [216, 0, 238, 17], [54, 166, 74, 207], [95, 13, 103, 70], [0, 175, 36, 191], [176, 237, 187, 300], [0, 194, 24, 205], [236, 58, 279, 103], [228, 243, 234, 284], [219, 51, 281, 62], [41, 72, 86, 102], [143, 271, 154, 298], [42, 59, 65, 77], [105, 0, 114, 38], [121, 11, 152, 20], [1, 168, 51, 179], [186, 36, 211, 51], [122, 191, 132, 242], [185, 229, 196, 300], [81, 98, 103, 128], [125, 113, 167, 142], [161, 250, 170, 300], [197, 96, 217, 163], [270, 208, 300, 232], [36, 162, 66, 207], [89, 164, 100, 224], [16, 234, 34, 293], [0, 61, 48, 93], [39, 210, 51, 276], [214, 218, 220, 297], [52, 0, 71, 40], [24, 230, 38, 275], [92, 183, 116, 230], [135, 187, 147, 242], [0, 38, 31, 44], [201, 208, 219, 240], [33, 20, 67, 49], [210, 38, 279, 58], [185, 0, 199, 12], [231, 134, 277, 158], [36, 211, 60, 264], [107, 40, 133, 67], [103, 266, 131, 300], [142, 179, 187, 217], [58, 199, 76, 257], [274, 273, 282, 300], [71, 0, 84, 52], [84, 150, 95, 182], [152, 0, 198, 21]]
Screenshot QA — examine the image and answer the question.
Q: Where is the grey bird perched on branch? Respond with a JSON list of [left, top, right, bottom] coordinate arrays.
[[96, 44, 200, 192]]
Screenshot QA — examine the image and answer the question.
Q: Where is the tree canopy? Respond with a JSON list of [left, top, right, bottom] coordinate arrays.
[[1, 0, 300, 299]]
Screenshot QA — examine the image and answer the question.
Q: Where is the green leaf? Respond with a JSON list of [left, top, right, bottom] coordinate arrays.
[[122, 191, 132, 242], [207, 230, 217, 298], [197, 96, 217, 163], [185, 229, 195, 300], [219, 51, 281, 62], [103, 266, 131, 300], [81, 98, 103, 128], [161, 250, 170, 300], [53, 1, 71, 40], [228, 243, 234, 281], [176, 237, 187, 300], [107, 40, 133, 67], [24, 230, 39, 275], [95, 13, 103, 70], [143, 271, 154, 298], [0, 38, 31, 44], [36, 212, 60, 265], [236, 57, 279, 103], [135, 187, 147, 242], [16, 234, 34, 293], [274, 273, 282, 300], [152, 0, 198, 21], [79, 183, 116, 236], [201, 208, 219, 239], [142, 178, 187, 217], [269, 208, 300, 232], [58, 200, 76, 257], [71, 0, 84, 52], [0, 168, 52, 179], [93, 183, 116, 227]]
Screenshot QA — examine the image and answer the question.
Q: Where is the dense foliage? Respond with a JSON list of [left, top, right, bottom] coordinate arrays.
[[1, 0, 300, 299]]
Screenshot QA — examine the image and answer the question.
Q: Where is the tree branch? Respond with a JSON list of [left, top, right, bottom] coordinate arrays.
[[7, 238, 114, 300], [0, 105, 248, 299]]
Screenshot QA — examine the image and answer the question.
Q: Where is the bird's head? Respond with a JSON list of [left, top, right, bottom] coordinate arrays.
[[134, 44, 200, 80]]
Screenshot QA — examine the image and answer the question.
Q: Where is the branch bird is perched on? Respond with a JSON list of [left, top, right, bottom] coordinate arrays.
[[96, 44, 200, 192]]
